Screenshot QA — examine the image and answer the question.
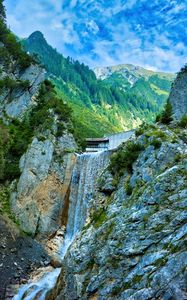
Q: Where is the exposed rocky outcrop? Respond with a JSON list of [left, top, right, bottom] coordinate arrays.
[[0, 215, 49, 300], [48, 125, 187, 300], [10, 133, 77, 236], [0, 63, 45, 119], [169, 66, 187, 120]]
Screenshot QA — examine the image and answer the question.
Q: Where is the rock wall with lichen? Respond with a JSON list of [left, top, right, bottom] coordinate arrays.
[[0, 60, 45, 119], [0, 48, 78, 238], [169, 65, 187, 120], [10, 133, 77, 237], [48, 124, 187, 300]]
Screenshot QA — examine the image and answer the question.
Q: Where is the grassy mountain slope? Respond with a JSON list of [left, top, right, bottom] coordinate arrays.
[[95, 64, 174, 109], [22, 31, 175, 138]]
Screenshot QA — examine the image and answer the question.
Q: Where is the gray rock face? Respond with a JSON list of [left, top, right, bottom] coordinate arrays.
[[169, 68, 187, 120], [10, 133, 77, 236], [0, 64, 45, 119], [49, 126, 187, 300]]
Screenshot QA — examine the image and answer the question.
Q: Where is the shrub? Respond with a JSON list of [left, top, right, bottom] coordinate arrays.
[[0, 77, 30, 96], [150, 138, 162, 149], [157, 100, 173, 124], [92, 209, 107, 228], [135, 127, 144, 137], [109, 141, 144, 175], [125, 182, 133, 195], [178, 115, 187, 129], [0, 7, 34, 70], [0, 118, 32, 182], [29, 80, 72, 134]]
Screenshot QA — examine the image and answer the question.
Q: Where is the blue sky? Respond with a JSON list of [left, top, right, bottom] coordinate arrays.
[[4, 0, 187, 72]]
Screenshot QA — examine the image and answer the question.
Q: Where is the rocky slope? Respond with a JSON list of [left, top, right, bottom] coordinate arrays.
[[0, 6, 79, 296], [0, 63, 44, 119], [0, 215, 49, 300], [0, 3, 186, 299], [48, 123, 187, 300], [10, 133, 77, 237]]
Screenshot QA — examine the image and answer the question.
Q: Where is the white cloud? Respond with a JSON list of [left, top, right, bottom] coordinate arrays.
[[86, 20, 99, 35], [4, 0, 187, 72]]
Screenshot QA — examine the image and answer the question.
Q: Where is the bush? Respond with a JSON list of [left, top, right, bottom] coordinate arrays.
[[29, 80, 72, 134], [178, 115, 187, 129], [157, 100, 173, 124], [109, 141, 144, 175], [0, 118, 32, 182], [0, 8, 34, 70], [150, 138, 162, 149], [125, 182, 133, 195], [135, 127, 144, 137], [0, 77, 30, 96], [92, 209, 107, 228]]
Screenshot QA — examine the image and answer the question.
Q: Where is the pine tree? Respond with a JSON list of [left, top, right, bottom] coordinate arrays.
[[0, 0, 6, 22], [159, 100, 173, 124]]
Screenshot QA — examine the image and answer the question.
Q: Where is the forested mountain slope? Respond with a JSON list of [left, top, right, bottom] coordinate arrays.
[[22, 32, 175, 138]]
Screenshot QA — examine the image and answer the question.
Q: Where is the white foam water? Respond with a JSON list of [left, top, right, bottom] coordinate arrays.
[[13, 151, 110, 300]]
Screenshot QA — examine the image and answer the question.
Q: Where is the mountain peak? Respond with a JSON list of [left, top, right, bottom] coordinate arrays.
[[28, 31, 45, 41]]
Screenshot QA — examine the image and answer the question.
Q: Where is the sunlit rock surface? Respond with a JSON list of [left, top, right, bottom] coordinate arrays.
[[49, 125, 187, 300], [169, 66, 187, 120]]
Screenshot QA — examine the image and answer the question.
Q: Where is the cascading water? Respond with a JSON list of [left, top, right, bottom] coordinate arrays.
[[13, 151, 110, 300]]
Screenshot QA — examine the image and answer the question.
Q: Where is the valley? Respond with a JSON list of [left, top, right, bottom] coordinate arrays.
[[0, 1, 186, 299]]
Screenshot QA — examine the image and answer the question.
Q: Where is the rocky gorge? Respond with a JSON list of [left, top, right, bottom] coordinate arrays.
[[0, 4, 187, 299], [10, 65, 187, 299]]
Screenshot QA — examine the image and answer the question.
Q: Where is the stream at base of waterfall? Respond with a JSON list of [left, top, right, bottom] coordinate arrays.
[[13, 151, 110, 300]]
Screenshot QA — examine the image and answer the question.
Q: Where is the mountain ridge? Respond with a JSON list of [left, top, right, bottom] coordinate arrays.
[[94, 63, 174, 81], [21, 31, 175, 138]]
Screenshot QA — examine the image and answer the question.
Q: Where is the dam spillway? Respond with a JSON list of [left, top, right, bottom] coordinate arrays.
[[13, 150, 110, 300]]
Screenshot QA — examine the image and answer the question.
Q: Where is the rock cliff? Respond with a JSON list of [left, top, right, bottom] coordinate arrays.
[[0, 58, 78, 237], [0, 61, 45, 119], [169, 65, 187, 120], [48, 124, 187, 300], [10, 134, 77, 236]]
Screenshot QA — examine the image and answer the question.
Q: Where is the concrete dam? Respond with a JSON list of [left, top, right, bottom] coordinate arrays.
[[86, 130, 135, 152]]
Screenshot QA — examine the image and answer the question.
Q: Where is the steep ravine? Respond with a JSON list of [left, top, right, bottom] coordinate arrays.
[[12, 151, 111, 299], [47, 125, 187, 300]]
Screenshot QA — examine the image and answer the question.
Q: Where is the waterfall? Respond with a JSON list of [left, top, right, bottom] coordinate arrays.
[[13, 151, 110, 300]]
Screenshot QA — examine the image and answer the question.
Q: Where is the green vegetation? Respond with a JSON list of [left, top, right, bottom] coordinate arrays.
[[0, 185, 19, 223], [145, 128, 167, 140], [156, 100, 173, 124], [0, 0, 6, 21], [109, 141, 144, 176], [21, 31, 174, 139], [0, 119, 32, 181], [29, 80, 72, 136], [0, 1, 33, 70], [0, 79, 73, 183], [150, 138, 162, 149], [0, 77, 30, 102], [178, 114, 187, 128], [125, 179, 133, 196], [92, 209, 107, 228]]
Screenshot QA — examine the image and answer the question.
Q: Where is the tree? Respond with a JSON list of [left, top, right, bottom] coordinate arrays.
[[159, 100, 173, 124], [0, 0, 6, 22]]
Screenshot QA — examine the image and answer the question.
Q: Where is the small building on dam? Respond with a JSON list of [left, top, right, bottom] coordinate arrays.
[[86, 130, 135, 152]]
